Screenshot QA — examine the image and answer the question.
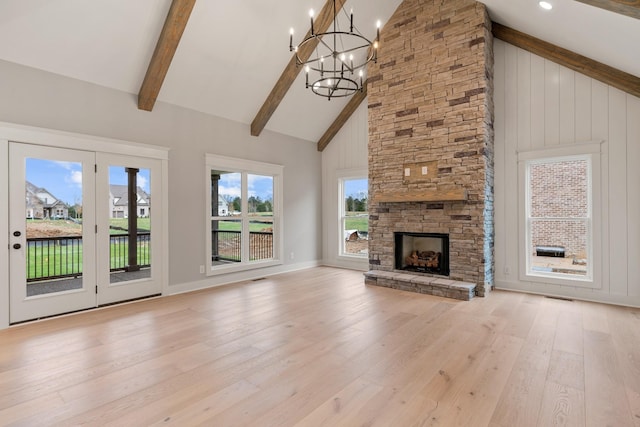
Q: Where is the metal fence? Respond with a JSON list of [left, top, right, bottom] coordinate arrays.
[[212, 230, 273, 263], [26, 236, 83, 282], [26, 233, 151, 282], [109, 232, 151, 271]]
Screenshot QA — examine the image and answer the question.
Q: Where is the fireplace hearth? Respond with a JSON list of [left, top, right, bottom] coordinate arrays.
[[395, 232, 449, 276]]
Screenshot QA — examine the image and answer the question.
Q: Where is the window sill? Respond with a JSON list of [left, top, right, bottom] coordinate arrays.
[[520, 271, 598, 289]]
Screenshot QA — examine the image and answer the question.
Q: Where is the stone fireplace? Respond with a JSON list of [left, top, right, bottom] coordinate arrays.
[[364, 0, 494, 301]]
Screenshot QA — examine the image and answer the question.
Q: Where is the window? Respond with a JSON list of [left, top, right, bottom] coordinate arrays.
[[339, 176, 368, 258], [518, 142, 601, 287], [205, 155, 283, 274]]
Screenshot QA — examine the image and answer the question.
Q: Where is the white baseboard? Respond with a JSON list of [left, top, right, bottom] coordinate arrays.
[[322, 258, 368, 271], [495, 279, 640, 308], [165, 260, 321, 296]]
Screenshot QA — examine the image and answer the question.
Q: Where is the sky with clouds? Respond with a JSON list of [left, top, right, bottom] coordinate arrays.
[[25, 159, 151, 206], [217, 172, 274, 201]]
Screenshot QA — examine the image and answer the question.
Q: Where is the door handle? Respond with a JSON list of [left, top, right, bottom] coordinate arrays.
[[13, 231, 21, 237], [13, 243, 21, 250]]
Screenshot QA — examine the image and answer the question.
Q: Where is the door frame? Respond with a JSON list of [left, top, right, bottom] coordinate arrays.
[[0, 122, 169, 329]]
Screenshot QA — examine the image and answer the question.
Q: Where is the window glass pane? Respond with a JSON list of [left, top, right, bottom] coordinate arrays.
[[247, 174, 274, 217], [213, 171, 241, 217], [343, 178, 368, 257], [250, 219, 273, 261], [530, 160, 588, 218], [212, 219, 242, 264], [528, 158, 589, 278]]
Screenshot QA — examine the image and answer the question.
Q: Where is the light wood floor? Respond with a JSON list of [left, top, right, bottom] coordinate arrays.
[[1, 267, 640, 426]]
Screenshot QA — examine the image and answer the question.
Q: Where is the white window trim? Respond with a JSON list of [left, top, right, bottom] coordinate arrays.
[[517, 141, 603, 288], [205, 154, 283, 276], [337, 168, 368, 260]]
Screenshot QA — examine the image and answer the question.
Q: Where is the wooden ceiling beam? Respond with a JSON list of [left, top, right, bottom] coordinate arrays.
[[250, 0, 347, 137], [138, 0, 196, 111], [492, 22, 640, 98], [574, 0, 640, 20], [317, 82, 367, 151]]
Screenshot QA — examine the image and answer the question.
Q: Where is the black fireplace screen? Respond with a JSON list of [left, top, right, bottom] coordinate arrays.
[[394, 232, 449, 276]]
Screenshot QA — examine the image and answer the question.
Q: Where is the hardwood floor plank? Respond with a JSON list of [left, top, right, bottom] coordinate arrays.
[[536, 381, 585, 427], [552, 301, 584, 356], [431, 334, 524, 426], [291, 378, 383, 427], [608, 305, 640, 422], [584, 330, 636, 426], [489, 297, 561, 426], [1, 267, 639, 426]]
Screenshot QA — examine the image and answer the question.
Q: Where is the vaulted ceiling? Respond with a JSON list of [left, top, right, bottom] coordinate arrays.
[[0, 0, 638, 143]]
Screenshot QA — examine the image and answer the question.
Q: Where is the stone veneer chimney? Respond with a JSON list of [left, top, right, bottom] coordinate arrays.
[[366, 0, 494, 297]]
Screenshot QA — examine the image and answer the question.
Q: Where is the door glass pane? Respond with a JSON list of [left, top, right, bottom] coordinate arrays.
[[342, 178, 369, 257], [109, 166, 151, 283], [25, 158, 83, 296]]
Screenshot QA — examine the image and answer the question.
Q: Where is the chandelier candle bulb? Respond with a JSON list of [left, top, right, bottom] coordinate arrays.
[[289, 28, 294, 51], [350, 9, 354, 32]]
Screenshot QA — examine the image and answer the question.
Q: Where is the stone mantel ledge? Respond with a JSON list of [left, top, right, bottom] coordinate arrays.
[[371, 188, 468, 203], [364, 270, 476, 301]]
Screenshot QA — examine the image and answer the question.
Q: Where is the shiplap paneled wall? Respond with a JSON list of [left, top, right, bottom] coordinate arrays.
[[494, 39, 640, 306], [321, 102, 369, 270]]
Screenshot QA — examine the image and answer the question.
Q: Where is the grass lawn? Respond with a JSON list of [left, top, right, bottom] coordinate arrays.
[[214, 219, 273, 232], [27, 243, 83, 279], [109, 218, 151, 233], [345, 213, 369, 232], [27, 242, 150, 280]]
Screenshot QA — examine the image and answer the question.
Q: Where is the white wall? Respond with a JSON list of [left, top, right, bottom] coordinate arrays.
[[321, 101, 369, 270], [0, 59, 322, 306], [494, 40, 640, 306]]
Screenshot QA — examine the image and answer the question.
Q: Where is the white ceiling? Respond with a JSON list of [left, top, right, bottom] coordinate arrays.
[[0, 0, 638, 143]]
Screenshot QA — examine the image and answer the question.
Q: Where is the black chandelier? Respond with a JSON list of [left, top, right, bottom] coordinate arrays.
[[289, 0, 379, 100]]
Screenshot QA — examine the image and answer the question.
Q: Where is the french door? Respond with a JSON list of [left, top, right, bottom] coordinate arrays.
[[95, 153, 162, 305], [9, 143, 97, 322], [9, 143, 162, 323]]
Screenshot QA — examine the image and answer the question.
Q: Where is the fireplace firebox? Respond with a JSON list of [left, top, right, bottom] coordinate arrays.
[[394, 232, 449, 276]]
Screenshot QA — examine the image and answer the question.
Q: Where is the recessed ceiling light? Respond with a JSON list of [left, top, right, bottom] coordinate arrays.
[[539, 1, 553, 10]]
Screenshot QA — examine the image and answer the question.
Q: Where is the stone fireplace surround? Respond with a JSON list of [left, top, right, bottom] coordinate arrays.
[[364, 0, 494, 301]]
